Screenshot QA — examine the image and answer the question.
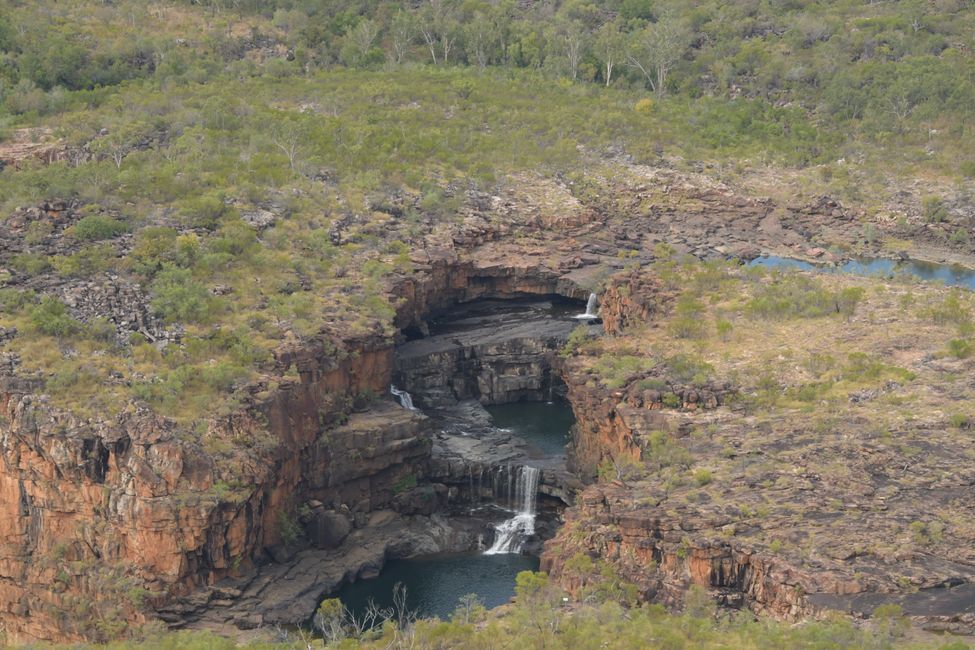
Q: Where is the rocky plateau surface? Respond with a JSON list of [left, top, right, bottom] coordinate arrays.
[[542, 263, 975, 636], [2, 165, 971, 642]]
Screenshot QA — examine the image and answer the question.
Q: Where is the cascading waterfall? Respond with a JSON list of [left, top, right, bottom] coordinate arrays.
[[484, 465, 541, 555], [574, 293, 599, 320], [390, 385, 418, 411]]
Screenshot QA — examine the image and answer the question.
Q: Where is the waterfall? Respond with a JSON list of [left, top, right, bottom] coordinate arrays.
[[390, 385, 418, 411], [468, 465, 475, 504], [574, 293, 599, 320], [484, 466, 541, 555]]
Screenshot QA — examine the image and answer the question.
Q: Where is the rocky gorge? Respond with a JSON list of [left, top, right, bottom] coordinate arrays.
[[2, 166, 975, 644]]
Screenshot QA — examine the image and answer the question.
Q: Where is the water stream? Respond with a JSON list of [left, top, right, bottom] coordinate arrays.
[[748, 255, 975, 289], [485, 400, 574, 457], [329, 399, 572, 621]]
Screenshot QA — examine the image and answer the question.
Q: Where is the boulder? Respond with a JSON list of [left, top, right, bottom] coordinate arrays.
[[305, 510, 352, 549]]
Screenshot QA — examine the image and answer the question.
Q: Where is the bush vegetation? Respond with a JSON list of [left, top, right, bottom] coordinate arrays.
[[59, 568, 966, 649], [0, 0, 971, 423]]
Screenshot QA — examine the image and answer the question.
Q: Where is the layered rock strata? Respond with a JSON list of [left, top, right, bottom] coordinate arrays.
[[1, 165, 954, 642], [543, 265, 975, 636]]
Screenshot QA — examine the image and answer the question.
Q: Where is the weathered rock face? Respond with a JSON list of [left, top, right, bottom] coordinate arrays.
[[545, 265, 975, 636], [0, 336, 413, 643], [395, 300, 578, 408], [1, 163, 944, 642], [561, 363, 651, 479], [0, 128, 81, 171], [562, 361, 734, 479], [541, 484, 809, 617], [392, 256, 590, 334], [298, 403, 432, 519], [396, 299, 584, 522], [599, 270, 671, 336]]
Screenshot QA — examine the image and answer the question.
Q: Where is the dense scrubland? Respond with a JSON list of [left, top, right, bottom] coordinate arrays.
[[28, 570, 971, 649], [1, 0, 973, 419]]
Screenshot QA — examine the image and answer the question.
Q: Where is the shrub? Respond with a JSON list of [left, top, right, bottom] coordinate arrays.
[[593, 355, 653, 389], [24, 220, 53, 244], [746, 274, 836, 319], [392, 473, 417, 494], [276, 510, 303, 545], [28, 297, 80, 338], [643, 429, 692, 469], [52, 243, 116, 277], [669, 295, 707, 339], [716, 319, 733, 340], [803, 352, 836, 377], [909, 520, 944, 546], [11, 253, 52, 276], [67, 215, 128, 241], [922, 195, 948, 223], [129, 226, 179, 276], [664, 353, 713, 385], [950, 228, 970, 246], [662, 392, 681, 408], [692, 468, 713, 486], [926, 290, 971, 326], [562, 324, 593, 356], [873, 603, 910, 641], [178, 194, 233, 230], [151, 265, 212, 323], [949, 413, 971, 429], [842, 352, 886, 381], [835, 287, 865, 317], [0, 288, 35, 313], [947, 338, 973, 359], [634, 98, 655, 113]]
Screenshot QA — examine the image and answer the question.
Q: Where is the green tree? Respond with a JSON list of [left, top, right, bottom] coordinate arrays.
[[626, 14, 691, 94], [594, 20, 624, 86]]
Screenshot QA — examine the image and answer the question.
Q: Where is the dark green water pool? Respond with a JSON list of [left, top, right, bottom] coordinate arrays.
[[333, 553, 540, 621], [485, 400, 574, 457]]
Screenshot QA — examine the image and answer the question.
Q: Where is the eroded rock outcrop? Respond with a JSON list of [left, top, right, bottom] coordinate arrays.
[[395, 300, 578, 408], [0, 336, 409, 642], [0, 164, 941, 642], [544, 262, 975, 636]]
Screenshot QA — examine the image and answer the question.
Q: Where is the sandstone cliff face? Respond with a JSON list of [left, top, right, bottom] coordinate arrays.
[[598, 270, 670, 336], [545, 264, 975, 636], [0, 167, 929, 642], [0, 337, 414, 643], [0, 241, 592, 642], [392, 254, 589, 333], [560, 360, 646, 479], [395, 303, 576, 408], [541, 484, 808, 617]]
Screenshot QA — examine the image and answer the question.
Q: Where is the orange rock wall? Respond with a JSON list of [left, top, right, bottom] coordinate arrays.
[[0, 339, 394, 643]]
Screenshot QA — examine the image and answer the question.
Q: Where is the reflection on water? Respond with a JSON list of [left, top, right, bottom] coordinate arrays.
[[485, 400, 574, 457], [333, 553, 539, 622], [748, 255, 975, 290]]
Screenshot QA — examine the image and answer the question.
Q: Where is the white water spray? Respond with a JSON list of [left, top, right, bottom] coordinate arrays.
[[390, 385, 418, 411], [484, 466, 541, 555], [574, 293, 599, 320]]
